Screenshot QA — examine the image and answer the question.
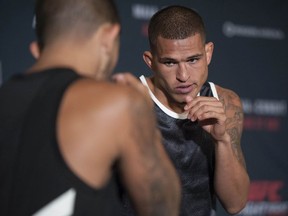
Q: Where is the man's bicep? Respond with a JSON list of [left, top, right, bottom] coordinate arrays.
[[118, 101, 164, 195], [219, 87, 246, 167], [116, 94, 180, 215]]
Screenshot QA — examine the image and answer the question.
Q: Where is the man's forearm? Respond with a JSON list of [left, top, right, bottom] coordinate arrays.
[[214, 137, 250, 215]]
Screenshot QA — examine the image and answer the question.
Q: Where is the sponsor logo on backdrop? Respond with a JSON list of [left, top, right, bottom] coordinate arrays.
[[131, 4, 158, 20], [131, 4, 159, 37], [223, 22, 285, 40], [237, 181, 288, 216], [242, 98, 287, 131]]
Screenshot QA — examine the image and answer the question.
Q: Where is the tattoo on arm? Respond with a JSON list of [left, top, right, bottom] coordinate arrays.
[[128, 94, 180, 215], [219, 90, 247, 169]]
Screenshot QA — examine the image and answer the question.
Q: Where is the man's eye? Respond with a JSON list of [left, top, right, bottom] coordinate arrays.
[[164, 62, 175, 67], [188, 58, 199, 64]]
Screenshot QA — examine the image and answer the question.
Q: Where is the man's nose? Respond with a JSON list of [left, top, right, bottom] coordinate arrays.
[[176, 63, 189, 82]]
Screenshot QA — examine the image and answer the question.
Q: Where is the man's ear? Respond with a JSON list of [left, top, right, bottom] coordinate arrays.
[[205, 42, 214, 65], [100, 23, 120, 53], [143, 51, 153, 69], [29, 41, 40, 59]]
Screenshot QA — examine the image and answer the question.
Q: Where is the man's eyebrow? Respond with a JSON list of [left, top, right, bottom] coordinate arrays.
[[159, 54, 204, 62], [158, 57, 177, 62], [187, 53, 203, 59]]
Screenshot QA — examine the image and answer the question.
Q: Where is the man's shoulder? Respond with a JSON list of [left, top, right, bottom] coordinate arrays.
[[64, 78, 152, 119], [57, 78, 153, 150], [214, 84, 242, 106]]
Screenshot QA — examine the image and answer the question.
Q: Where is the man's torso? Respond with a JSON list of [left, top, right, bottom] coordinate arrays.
[[0, 68, 123, 215]]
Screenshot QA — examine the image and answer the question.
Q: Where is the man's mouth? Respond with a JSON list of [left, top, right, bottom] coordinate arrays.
[[175, 84, 194, 94]]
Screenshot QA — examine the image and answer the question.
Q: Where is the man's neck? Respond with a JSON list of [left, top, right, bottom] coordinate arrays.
[[148, 77, 186, 114], [28, 41, 102, 79]]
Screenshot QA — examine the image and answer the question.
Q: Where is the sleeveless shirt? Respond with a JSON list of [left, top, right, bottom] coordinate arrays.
[[140, 75, 218, 216], [0, 68, 123, 215]]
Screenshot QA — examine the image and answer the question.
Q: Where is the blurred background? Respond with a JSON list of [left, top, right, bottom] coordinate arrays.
[[1, 0, 287, 215]]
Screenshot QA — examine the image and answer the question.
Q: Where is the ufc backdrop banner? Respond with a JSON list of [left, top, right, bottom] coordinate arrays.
[[1, 0, 288, 215]]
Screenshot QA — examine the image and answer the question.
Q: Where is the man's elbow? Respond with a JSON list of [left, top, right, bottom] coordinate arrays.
[[226, 176, 250, 215], [223, 186, 250, 214], [225, 199, 247, 215]]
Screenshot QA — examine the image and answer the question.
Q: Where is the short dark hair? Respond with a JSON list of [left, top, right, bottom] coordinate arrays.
[[148, 5, 206, 51], [35, 0, 120, 49]]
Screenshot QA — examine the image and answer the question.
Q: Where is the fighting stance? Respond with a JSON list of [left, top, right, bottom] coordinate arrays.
[[0, 0, 180, 215], [116, 5, 250, 216], [142, 5, 250, 216]]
